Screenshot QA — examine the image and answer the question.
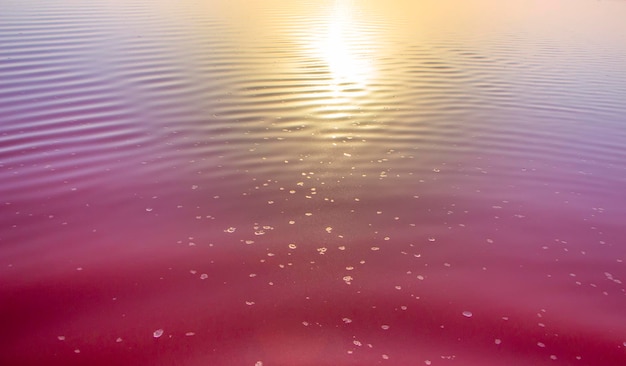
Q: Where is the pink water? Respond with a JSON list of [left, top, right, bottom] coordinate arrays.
[[1, 0, 626, 365]]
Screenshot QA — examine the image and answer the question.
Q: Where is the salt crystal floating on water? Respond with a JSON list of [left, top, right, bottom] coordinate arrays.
[[462, 311, 473, 318], [153, 329, 164, 338]]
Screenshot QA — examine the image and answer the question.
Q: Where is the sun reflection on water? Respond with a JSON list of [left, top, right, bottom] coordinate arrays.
[[309, 0, 375, 98]]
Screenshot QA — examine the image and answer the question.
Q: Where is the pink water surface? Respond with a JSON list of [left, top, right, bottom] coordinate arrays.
[[1, 0, 626, 365]]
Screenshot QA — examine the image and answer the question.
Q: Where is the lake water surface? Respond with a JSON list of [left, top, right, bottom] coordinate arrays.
[[1, 0, 626, 365]]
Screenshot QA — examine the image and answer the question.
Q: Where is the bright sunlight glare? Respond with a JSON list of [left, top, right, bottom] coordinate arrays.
[[312, 0, 374, 92]]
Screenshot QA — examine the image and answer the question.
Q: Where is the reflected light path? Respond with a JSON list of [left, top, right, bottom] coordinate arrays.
[[307, 0, 376, 99]]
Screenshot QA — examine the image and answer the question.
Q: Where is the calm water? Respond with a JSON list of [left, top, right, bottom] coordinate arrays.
[[1, 0, 626, 364]]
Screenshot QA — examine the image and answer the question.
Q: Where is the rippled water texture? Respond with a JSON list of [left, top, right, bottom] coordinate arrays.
[[1, 0, 626, 364]]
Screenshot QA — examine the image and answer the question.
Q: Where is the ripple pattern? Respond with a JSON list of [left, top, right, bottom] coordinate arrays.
[[1, 1, 626, 365]]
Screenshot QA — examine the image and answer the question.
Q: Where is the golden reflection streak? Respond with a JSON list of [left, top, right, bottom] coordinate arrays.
[[309, 0, 375, 97]]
